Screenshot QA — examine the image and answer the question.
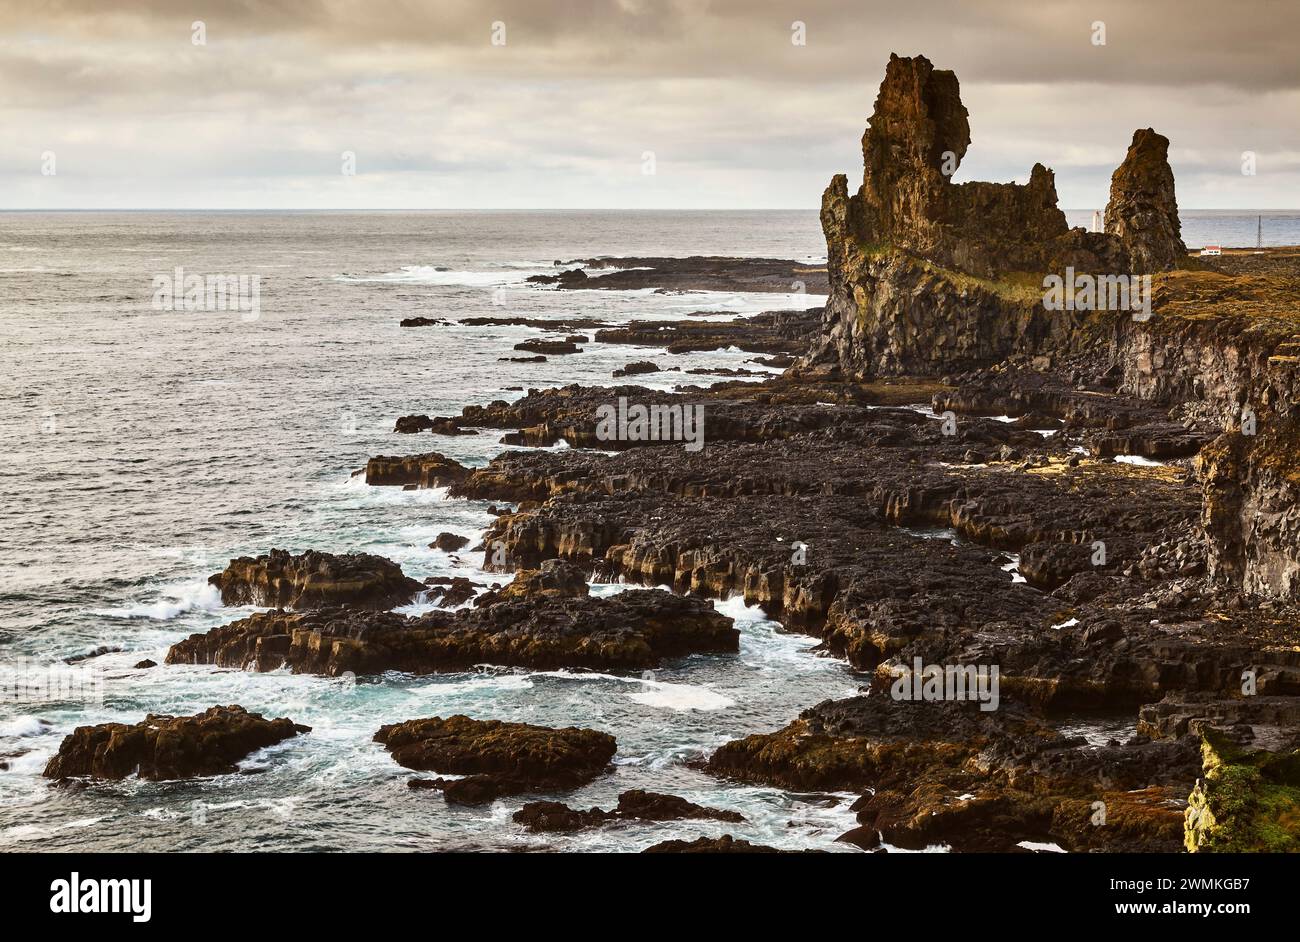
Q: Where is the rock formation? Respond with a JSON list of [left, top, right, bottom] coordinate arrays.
[[1199, 414, 1300, 599], [374, 715, 616, 804], [1105, 128, 1188, 274], [43, 705, 308, 781], [805, 53, 1185, 381], [208, 548, 423, 610], [430, 532, 470, 553], [513, 789, 743, 832], [166, 578, 738, 674], [364, 451, 469, 487]]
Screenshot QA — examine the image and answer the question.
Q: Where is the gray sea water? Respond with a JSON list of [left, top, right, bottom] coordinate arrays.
[[0, 210, 876, 852], [0, 207, 1291, 853], [1064, 209, 1300, 248]]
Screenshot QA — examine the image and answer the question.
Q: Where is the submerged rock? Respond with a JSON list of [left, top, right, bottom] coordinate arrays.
[[642, 835, 790, 853], [431, 532, 470, 552], [513, 789, 744, 832], [514, 338, 582, 355], [43, 705, 308, 781], [375, 715, 616, 804], [551, 257, 829, 294]]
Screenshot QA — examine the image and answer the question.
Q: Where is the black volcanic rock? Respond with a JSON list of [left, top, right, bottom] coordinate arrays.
[[208, 549, 423, 610], [43, 706, 308, 781], [365, 452, 469, 488], [166, 583, 738, 675], [642, 835, 789, 853], [560, 257, 829, 294], [431, 532, 471, 552], [375, 715, 616, 804], [526, 268, 589, 287], [613, 361, 665, 378], [802, 53, 1184, 382], [1105, 128, 1187, 274], [513, 789, 744, 832]]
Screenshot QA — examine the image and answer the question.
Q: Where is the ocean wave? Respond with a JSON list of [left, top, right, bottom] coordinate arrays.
[[93, 580, 222, 620], [398, 672, 537, 699], [334, 266, 549, 287], [533, 669, 734, 712], [0, 715, 54, 738]]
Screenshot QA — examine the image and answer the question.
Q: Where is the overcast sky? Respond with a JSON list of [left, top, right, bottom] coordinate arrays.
[[2, 0, 1296, 209]]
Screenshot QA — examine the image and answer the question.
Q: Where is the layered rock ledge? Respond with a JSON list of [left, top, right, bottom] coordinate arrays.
[[43, 705, 308, 781], [208, 548, 424, 610], [169, 565, 737, 675], [374, 715, 616, 804]]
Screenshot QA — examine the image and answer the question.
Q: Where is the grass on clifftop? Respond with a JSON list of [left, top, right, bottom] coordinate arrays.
[[919, 262, 1046, 306]]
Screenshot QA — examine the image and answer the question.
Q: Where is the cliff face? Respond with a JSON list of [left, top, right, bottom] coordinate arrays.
[[1200, 415, 1300, 598], [805, 54, 1300, 604], [806, 53, 1185, 381], [839, 54, 1092, 277]]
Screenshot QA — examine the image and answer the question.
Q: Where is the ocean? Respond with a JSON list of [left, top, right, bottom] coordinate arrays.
[[0, 210, 868, 852], [1064, 209, 1300, 249], [0, 207, 1293, 852]]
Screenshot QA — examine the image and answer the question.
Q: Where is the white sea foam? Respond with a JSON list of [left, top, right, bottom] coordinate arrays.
[[93, 581, 223, 620], [336, 477, 453, 505], [534, 669, 734, 712], [1114, 454, 1167, 467], [0, 715, 52, 738], [712, 594, 766, 622], [879, 840, 952, 853], [335, 266, 548, 287], [626, 681, 735, 712], [1017, 840, 1067, 853], [399, 673, 536, 699]]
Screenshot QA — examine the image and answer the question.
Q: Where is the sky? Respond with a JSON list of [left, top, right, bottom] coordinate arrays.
[[1, 0, 1297, 210]]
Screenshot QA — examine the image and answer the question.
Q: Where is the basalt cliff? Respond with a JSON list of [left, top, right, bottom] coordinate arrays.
[[802, 53, 1300, 606], [804, 53, 1186, 380]]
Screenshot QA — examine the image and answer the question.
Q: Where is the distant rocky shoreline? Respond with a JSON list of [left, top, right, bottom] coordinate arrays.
[[46, 54, 1300, 854]]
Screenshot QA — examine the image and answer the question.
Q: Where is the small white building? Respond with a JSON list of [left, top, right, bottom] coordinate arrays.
[[1201, 245, 1222, 256]]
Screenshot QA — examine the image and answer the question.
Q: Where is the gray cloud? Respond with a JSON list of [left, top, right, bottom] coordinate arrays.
[[1, 0, 1296, 208]]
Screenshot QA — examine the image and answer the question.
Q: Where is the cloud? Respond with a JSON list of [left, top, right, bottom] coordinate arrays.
[[0, 0, 1296, 208]]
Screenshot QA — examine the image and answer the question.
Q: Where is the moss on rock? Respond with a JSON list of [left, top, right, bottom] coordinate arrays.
[[1185, 728, 1300, 852]]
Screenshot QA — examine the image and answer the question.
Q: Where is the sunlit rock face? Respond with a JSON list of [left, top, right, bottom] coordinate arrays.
[[804, 53, 1184, 381]]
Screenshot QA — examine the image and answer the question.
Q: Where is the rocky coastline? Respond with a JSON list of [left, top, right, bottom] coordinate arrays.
[[47, 53, 1300, 853]]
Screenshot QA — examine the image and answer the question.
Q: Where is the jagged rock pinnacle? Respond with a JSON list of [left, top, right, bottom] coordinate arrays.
[[1105, 128, 1187, 274]]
